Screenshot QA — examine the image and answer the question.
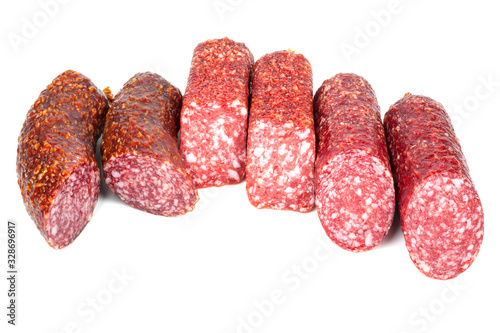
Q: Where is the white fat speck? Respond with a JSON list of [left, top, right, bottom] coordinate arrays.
[[451, 178, 463, 188], [288, 166, 300, 177], [116, 182, 124, 188], [284, 122, 293, 129], [231, 100, 241, 107], [258, 122, 265, 130], [354, 176, 360, 184], [278, 144, 287, 155], [112, 171, 121, 178], [365, 197, 372, 205], [254, 147, 264, 157], [233, 159, 241, 169], [362, 213, 368, 220], [285, 187, 293, 193], [427, 190, 434, 197], [186, 153, 197, 163], [300, 142, 311, 155], [257, 178, 263, 185], [297, 128, 310, 139], [189, 102, 197, 107], [420, 262, 430, 273], [240, 107, 247, 116], [217, 118, 225, 124], [228, 170, 240, 181], [331, 212, 338, 219], [356, 188, 362, 196], [365, 233, 373, 247], [51, 224, 58, 236], [349, 233, 356, 239]]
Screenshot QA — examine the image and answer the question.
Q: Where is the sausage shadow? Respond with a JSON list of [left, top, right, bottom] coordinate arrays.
[[378, 206, 402, 248]]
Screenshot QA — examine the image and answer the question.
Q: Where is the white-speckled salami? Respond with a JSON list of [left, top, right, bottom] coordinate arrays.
[[101, 72, 198, 216], [180, 38, 254, 188], [246, 50, 315, 212], [314, 73, 395, 252], [384, 93, 484, 279]]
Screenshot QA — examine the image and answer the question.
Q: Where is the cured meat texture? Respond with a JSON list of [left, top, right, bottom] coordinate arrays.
[[16, 70, 109, 249], [246, 50, 315, 212], [101, 72, 198, 216], [180, 37, 254, 188], [314, 73, 395, 252], [384, 94, 484, 279]]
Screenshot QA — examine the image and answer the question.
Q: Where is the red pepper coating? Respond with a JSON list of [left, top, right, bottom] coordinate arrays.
[[384, 93, 484, 279], [101, 72, 198, 216], [16, 70, 109, 249]]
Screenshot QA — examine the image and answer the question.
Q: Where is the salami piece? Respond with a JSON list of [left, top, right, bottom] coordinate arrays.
[[180, 37, 254, 188], [16, 70, 109, 249], [101, 72, 198, 216], [314, 73, 395, 252], [384, 93, 484, 279], [246, 50, 315, 212]]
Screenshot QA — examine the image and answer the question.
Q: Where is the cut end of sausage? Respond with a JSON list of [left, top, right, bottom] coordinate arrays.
[[45, 161, 100, 249], [246, 120, 315, 213], [316, 150, 395, 252], [104, 154, 199, 217], [180, 100, 248, 189], [403, 174, 484, 280]]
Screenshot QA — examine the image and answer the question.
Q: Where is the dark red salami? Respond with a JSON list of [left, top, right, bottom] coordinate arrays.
[[16, 70, 109, 249], [180, 38, 254, 188], [101, 72, 198, 216], [314, 73, 395, 252], [246, 50, 315, 212], [384, 93, 484, 279]]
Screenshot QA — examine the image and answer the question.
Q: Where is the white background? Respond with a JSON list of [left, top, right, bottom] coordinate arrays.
[[1, 0, 499, 332]]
